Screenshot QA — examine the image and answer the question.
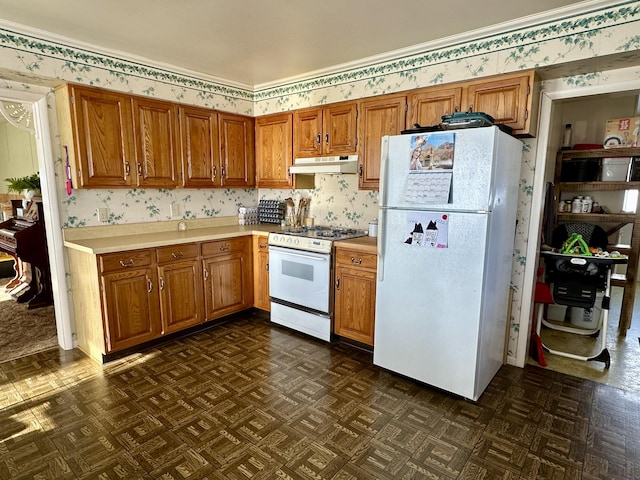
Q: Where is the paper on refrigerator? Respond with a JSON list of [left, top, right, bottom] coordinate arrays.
[[403, 132, 455, 204]]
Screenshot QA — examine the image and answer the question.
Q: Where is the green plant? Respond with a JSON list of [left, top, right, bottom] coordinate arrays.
[[5, 173, 41, 193]]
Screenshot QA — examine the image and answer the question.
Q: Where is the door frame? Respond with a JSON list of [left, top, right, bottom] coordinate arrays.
[[516, 77, 640, 367], [0, 86, 75, 350]]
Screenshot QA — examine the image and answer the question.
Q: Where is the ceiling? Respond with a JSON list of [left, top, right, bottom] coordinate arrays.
[[0, 0, 596, 88]]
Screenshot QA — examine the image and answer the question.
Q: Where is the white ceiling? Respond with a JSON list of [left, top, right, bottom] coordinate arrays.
[[0, 0, 604, 87]]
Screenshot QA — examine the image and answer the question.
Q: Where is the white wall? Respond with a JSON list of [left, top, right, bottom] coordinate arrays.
[[0, 121, 38, 194]]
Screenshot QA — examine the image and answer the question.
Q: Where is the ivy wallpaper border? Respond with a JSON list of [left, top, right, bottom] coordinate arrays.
[[1, 1, 639, 106]]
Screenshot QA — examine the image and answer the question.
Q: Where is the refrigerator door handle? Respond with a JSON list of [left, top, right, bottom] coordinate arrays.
[[377, 208, 386, 281], [378, 137, 390, 208]]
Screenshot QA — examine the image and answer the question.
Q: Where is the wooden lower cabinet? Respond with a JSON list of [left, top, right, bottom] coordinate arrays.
[[201, 237, 253, 320], [96, 249, 160, 353], [66, 235, 255, 363], [252, 235, 270, 311], [100, 263, 161, 352], [333, 247, 377, 346], [156, 243, 203, 334]]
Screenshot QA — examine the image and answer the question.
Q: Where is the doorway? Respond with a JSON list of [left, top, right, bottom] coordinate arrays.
[[518, 77, 640, 386], [0, 86, 74, 352]]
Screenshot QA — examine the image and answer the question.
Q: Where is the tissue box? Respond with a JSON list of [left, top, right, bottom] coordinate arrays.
[[604, 117, 640, 148]]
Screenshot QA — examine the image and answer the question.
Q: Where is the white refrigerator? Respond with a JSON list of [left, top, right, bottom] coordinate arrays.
[[373, 126, 522, 401]]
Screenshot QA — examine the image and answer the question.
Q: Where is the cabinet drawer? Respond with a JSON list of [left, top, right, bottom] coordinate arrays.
[[201, 236, 248, 257], [156, 243, 199, 264], [335, 249, 377, 269], [99, 249, 153, 273]]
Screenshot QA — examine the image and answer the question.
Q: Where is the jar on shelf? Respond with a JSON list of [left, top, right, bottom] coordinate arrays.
[[582, 195, 593, 213], [571, 196, 583, 213], [564, 200, 573, 212]]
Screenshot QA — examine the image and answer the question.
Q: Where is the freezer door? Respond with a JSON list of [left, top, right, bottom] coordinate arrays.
[[374, 208, 492, 400], [380, 127, 521, 212]]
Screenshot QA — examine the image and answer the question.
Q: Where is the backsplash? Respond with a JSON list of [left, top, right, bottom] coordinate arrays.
[[62, 175, 379, 230]]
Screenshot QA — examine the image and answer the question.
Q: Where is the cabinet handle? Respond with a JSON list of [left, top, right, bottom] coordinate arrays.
[[159, 276, 165, 290], [119, 259, 134, 267], [147, 278, 153, 293], [335, 277, 340, 290], [266, 263, 269, 272], [221, 166, 225, 178], [358, 164, 363, 178], [351, 256, 363, 265], [259, 242, 267, 249], [316, 134, 321, 146], [287, 167, 291, 178], [137, 162, 142, 175], [171, 252, 184, 259], [213, 165, 217, 179], [219, 244, 230, 251], [124, 162, 130, 178], [325, 133, 329, 145], [204, 268, 209, 280]]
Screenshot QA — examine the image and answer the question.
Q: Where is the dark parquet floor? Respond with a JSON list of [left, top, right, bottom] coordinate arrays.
[[1, 312, 639, 479]]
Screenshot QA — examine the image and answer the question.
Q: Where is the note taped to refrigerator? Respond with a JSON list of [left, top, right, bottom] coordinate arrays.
[[404, 212, 449, 248], [404, 132, 455, 204], [405, 171, 452, 204]]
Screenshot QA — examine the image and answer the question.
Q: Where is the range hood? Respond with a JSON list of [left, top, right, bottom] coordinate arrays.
[[290, 155, 358, 174]]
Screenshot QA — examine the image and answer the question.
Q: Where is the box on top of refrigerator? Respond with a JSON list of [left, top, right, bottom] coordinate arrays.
[[603, 117, 640, 148]]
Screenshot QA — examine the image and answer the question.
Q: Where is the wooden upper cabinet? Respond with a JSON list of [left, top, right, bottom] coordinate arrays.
[[293, 107, 323, 157], [179, 106, 218, 188], [256, 113, 294, 188], [323, 102, 358, 155], [293, 102, 358, 158], [132, 97, 179, 188], [357, 95, 407, 190], [463, 71, 538, 135], [56, 84, 136, 188], [218, 112, 255, 187], [408, 86, 462, 127]]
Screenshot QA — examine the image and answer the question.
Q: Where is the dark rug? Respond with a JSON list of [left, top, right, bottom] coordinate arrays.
[[0, 276, 58, 363]]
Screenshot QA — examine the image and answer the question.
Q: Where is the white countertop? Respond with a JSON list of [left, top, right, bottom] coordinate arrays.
[[63, 217, 282, 255]]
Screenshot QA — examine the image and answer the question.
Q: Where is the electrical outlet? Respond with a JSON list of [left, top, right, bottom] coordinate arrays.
[[170, 202, 180, 218], [97, 207, 109, 222]]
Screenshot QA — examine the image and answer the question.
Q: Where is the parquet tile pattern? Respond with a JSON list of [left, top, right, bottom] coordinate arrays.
[[1, 312, 639, 479]]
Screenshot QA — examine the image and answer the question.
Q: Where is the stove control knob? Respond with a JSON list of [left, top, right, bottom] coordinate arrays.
[[294, 238, 299, 245], [287, 237, 292, 243], [279, 235, 284, 242]]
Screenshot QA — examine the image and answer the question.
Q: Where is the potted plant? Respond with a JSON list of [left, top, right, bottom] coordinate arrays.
[[5, 173, 41, 192], [5, 173, 41, 204]]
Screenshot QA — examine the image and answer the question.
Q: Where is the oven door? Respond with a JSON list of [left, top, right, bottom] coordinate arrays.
[[269, 245, 331, 314]]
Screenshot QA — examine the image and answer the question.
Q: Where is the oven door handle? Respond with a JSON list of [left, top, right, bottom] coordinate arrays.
[[274, 250, 329, 262]]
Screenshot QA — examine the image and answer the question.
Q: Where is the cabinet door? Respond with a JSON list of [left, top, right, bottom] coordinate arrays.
[[158, 259, 203, 334], [463, 73, 532, 133], [323, 102, 358, 155], [132, 97, 179, 188], [408, 86, 462, 127], [358, 95, 407, 190], [256, 113, 294, 188], [68, 85, 135, 188], [252, 235, 270, 311], [334, 264, 376, 346], [218, 112, 255, 187], [101, 267, 160, 352], [293, 107, 323, 158], [202, 252, 249, 319], [179, 106, 218, 188]]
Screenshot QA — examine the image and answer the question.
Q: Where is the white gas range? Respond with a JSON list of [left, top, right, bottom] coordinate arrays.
[[268, 225, 368, 341]]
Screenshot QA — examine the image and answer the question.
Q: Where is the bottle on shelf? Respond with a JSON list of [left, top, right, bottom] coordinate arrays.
[[582, 195, 593, 213]]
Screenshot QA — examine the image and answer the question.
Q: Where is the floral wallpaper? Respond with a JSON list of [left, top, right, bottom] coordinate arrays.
[[1, 1, 640, 364]]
